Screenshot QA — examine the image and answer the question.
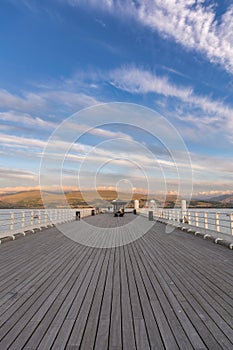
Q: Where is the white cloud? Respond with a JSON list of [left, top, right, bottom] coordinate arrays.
[[65, 121, 134, 141], [0, 134, 47, 149], [135, 1, 233, 71], [0, 89, 46, 112], [0, 89, 100, 114], [108, 66, 233, 138], [40, 90, 100, 109], [0, 167, 38, 181], [70, 0, 233, 73], [0, 168, 39, 193], [109, 66, 193, 99], [0, 111, 56, 129]]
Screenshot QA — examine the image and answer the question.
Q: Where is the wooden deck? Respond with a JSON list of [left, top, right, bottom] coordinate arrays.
[[0, 214, 232, 349]]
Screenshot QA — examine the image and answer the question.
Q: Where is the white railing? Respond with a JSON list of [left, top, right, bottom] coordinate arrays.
[[0, 208, 94, 238], [140, 208, 233, 236]]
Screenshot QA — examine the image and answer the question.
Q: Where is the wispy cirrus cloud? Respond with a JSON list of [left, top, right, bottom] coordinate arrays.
[[108, 66, 233, 125], [0, 167, 38, 181], [109, 66, 193, 99], [68, 0, 233, 73], [0, 89, 46, 112], [0, 89, 100, 114], [0, 134, 47, 150], [0, 111, 56, 129]]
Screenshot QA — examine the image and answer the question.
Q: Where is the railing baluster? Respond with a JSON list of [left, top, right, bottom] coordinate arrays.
[[22, 211, 25, 230], [230, 214, 233, 236], [215, 212, 220, 232], [38, 211, 41, 227], [195, 212, 199, 227], [204, 212, 208, 229], [30, 211, 34, 228], [44, 210, 47, 226], [10, 212, 14, 232]]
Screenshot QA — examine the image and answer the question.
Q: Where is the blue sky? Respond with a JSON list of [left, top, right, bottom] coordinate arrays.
[[0, 0, 233, 198]]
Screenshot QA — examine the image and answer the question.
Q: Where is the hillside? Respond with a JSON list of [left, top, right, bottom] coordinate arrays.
[[209, 194, 233, 204], [0, 190, 232, 209], [0, 190, 149, 209]]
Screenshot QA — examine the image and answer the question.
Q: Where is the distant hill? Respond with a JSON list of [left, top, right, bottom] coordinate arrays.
[[209, 194, 233, 204], [0, 190, 232, 209], [0, 190, 148, 209]]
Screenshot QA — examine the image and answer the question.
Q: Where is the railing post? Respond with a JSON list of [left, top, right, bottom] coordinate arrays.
[[10, 212, 14, 232], [187, 211, 191, 225], [21, 211, 25, 229], [44, 210, 47, 226], [204, 212, 208, 229], [195, 212, 199, 227], [181, 199, 187, 223], [30, 211, 34, 228], [50, 209, 53, 225], [230, 214, 233, 236], [38, 211, 41, 227], [215, 212, 220, 232]]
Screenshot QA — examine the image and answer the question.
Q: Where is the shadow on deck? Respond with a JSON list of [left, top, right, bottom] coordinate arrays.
[[0, 214, 232, 349]]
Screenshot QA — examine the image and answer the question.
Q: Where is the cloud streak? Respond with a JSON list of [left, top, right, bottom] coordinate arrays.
[[109, 66, 193, 99], [69, 0, 233, 73], [0, 111, 57, 130], [108, 66, 233, 140], [0, 89, 100, 114]]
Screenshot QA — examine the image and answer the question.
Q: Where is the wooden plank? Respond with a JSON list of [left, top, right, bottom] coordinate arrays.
[[63, 249, 107, 349], [150, 222, 233, 281], [138, 231, 233, 349], [152, 233, 233, 319], [122, 245, 150, 350], [136, 237, 224, 350], [148, 236, 233, 344], [34, 248, 96, 350], [94, 248, 115, 349], [78, 249, 111, 349], [0, 230, 65, 282], [0, 237, 72, 300], [0, 239, 78, 320], [119, 246, 137, 350], [0, 245, 87, 349], [131, 240, 206, 349], [108, 247, 122, 350], [0, 214, 232, 350], [51, 248, 104, 349], [125, 244, 165, 350], [129, 243, 179, 350]]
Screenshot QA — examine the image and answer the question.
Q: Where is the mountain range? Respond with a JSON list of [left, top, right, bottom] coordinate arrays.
[[0, 190, 232, 209]]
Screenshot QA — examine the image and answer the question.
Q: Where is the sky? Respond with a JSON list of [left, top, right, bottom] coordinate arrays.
[[0, 0, 233, 199]]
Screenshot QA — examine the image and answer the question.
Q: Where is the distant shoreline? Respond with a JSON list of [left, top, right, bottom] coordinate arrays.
[[0, 190, 233, 210]]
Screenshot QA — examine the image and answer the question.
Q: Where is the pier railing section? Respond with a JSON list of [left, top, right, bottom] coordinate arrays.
[[140, 208, 233, 236], [0, 208, 93, 238]]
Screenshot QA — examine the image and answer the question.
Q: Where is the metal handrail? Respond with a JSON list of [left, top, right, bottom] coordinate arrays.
[[0, 208, 94, 238]]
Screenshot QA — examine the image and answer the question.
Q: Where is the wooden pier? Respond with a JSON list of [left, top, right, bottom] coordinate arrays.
[[0, 214, 232, 349]]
